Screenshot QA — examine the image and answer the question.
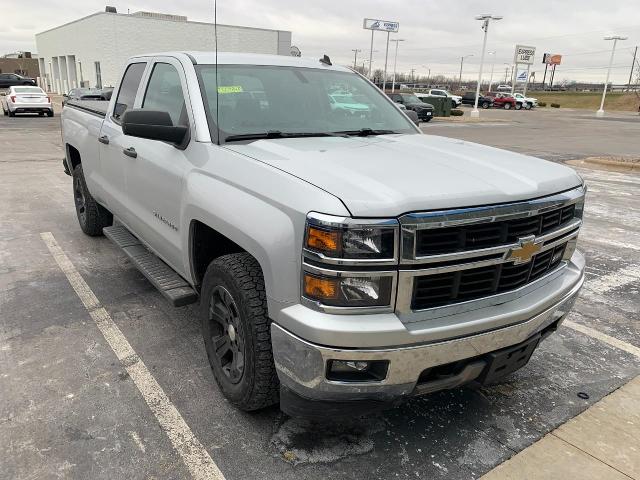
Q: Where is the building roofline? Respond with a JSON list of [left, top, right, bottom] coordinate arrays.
[[35, 11, 291, 37]]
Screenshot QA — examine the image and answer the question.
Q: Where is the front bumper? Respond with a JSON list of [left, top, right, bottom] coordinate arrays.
[[272, 253, 584, 411]]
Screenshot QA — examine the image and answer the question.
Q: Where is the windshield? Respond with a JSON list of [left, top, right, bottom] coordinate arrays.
[[196, 65, 417, 141], [14, 87, 43, 94]]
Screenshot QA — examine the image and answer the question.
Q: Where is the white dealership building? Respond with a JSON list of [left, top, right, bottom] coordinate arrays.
[[35, 8, 292, 93]]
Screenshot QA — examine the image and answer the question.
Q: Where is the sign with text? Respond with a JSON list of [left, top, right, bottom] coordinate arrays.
[[543, 53, 562, 65], [516, 69, 529, 83], [363, 18, 399, 32], [514, 45, 536, 65]]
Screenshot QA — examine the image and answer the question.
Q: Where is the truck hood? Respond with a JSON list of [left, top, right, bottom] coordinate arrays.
[[225, 134, 582, 217]]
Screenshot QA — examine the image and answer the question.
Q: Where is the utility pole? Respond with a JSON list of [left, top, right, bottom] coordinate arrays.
[[459, 54, 473, 89], [628, 46, 638, 91], [351, 49, 361, 69], [597, 35, 628, 117], [410, 68, 415, 83]]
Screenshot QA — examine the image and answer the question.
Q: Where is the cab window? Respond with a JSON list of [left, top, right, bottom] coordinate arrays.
[[113, 62, 146, 122], [142, 63, 188, 126]]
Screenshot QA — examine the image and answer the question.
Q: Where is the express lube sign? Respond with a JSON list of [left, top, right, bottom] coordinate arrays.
[[514, 45, 536, 65]]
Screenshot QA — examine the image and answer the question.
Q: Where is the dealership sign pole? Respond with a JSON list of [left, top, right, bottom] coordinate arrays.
[[511, 45, 535, 95], [363, 18, 399, 87], [542, 53, 562, 90]]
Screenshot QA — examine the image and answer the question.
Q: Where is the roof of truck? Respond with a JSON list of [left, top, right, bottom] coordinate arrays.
[[130, 52, 352, 71]]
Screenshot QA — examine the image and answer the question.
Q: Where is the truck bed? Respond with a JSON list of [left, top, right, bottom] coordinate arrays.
[[66, 99, 109, 118]]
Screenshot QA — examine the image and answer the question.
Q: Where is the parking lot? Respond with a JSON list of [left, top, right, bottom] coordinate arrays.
[[1, 109, 639, 479]]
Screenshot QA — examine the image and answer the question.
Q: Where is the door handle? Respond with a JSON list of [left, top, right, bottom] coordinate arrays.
[[98, 135, 109, 145], [122, 147, 137, 158]]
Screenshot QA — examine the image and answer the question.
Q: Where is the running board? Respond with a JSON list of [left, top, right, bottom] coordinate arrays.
[[103, 225, 198, 307]]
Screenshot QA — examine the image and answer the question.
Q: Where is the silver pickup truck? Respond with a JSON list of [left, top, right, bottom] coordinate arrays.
[[61, 52, 586, 418]]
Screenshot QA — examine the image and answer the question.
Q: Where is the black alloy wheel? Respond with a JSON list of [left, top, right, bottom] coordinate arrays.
[[206, 285, 246, 384]]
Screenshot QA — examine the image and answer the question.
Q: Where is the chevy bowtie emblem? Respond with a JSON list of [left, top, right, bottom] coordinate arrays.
[[506, 235, 542, 264]]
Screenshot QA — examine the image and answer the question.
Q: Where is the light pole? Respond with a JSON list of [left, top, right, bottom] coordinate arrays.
[[351, 49, 362, 69], [504, 63, 511, 84], [459, 54, 474, 89], [421, 65, 431, 85], [472, 15, 502, 118], [597, 35, 628, 117], [391, 38, 405, 92], [487, 51, 496, 92]]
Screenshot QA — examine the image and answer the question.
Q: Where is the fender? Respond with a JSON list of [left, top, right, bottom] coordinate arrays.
[[181, 158, 349, 317]]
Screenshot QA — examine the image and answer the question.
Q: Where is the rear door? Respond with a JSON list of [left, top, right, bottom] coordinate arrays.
[[97, 61, 149, 221], [121, 56, 194, 272]]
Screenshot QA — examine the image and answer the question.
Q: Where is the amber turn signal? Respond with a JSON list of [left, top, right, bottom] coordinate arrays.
[[306, 226, 340, 254], [303, 274, 339, 300]]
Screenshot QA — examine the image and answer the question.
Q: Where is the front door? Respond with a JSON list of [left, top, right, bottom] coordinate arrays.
[[120, 57, 194, 274]]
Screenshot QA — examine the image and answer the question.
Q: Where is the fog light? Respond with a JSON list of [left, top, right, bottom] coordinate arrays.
[[327, 360, 389, 382]]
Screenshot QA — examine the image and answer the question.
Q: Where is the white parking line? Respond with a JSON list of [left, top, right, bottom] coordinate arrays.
[[40, 232, 225, 480], [564, 320, 640, 358], [585, 265, 640, 294]]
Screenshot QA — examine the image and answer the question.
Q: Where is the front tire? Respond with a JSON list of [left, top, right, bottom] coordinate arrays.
[[482, 101, 490, 109], [504, 103, 512, 110], [201, 253, 279, 411], [72, 164, 112, 236], [525, 103, 532, 110], [515, 102, 522, 110]]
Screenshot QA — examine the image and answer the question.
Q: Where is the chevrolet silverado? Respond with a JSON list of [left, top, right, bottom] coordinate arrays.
[[61, 52, 586, 418]]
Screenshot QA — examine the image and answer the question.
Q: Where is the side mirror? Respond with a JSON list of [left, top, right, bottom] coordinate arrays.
[[122, 109, 188, 146]]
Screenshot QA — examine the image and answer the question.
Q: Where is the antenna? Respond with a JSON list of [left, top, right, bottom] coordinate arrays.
[[214, 0, 220, 145]]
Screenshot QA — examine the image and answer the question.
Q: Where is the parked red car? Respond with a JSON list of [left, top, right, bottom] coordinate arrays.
[[485, 92, 517, 110]]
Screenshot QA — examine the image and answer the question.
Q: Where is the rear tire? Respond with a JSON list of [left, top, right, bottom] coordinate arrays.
[[200, 253, 279, 411], [515, 103, 522, 110], [525, 103, 532, 110], [47, 111, 54, 117], [8, 110, 15, 117], [72, 164, 112, 236]]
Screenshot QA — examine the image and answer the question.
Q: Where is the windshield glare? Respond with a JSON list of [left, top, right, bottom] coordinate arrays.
[[197, 65, 416, 140]]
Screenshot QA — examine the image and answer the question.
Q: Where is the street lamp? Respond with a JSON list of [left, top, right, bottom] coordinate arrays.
[[487, 51, 496, 92], [459, 54, 474, 89], [503, 63, 511, 84], [351, 49, 362, 69], [471, 15, 503, 118], [596, 35, 628, 117], [391, 39, 405, 92]]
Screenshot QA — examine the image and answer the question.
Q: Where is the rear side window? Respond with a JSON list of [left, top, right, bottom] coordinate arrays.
[[113, 62, 146, 121], [142, 63, 187, 126]]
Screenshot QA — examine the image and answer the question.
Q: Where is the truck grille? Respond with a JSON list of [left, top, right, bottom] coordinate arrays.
[[412, 243, 567, 309], [416, 204, 575, 256], [396, 186, 585, 320]]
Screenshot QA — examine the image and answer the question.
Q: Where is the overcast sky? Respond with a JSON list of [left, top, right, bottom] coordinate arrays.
[[2, 0, 639, 82]]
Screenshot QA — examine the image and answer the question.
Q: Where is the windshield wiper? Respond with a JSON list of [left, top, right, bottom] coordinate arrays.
[[224, 130, 346, 142], [332, 128, 398, 137]]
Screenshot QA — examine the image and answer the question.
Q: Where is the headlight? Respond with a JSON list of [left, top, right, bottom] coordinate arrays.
[[302, 271, 394, 308], [302, 213, 398, 312], [304, 213, 398, 263]]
